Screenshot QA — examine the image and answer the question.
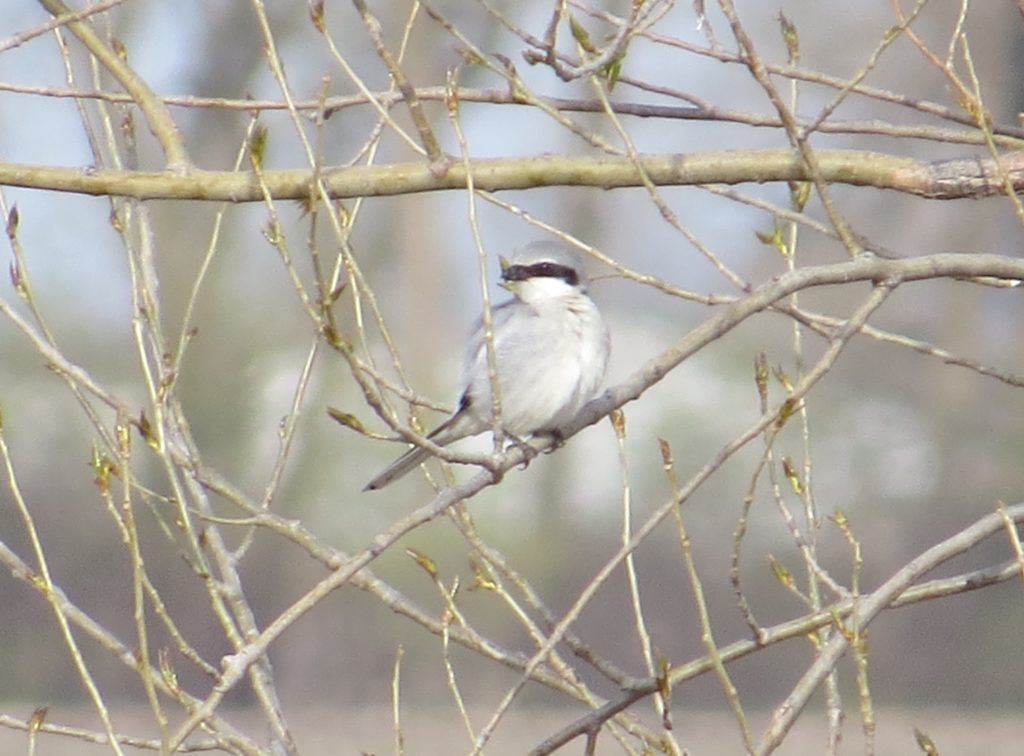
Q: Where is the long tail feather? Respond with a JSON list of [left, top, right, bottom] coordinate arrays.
[[363, 444, 433, 491], [363, 411, 472, 491]]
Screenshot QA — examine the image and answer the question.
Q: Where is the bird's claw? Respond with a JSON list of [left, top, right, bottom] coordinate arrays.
[[504, 433, 537, 469], [541, 429, 565, 454]]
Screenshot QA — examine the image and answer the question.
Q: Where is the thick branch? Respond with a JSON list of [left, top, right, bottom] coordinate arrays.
[[3, 149, 1024, 201]]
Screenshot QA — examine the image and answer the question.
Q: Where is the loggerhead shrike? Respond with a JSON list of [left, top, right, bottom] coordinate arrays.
[[364, 241, 611, 491]]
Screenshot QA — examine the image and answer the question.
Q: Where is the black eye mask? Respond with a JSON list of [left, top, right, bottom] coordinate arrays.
[[501, 262, 579, 287]]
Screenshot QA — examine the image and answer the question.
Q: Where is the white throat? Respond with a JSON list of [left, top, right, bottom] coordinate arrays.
[[513, 276, 580, 305]]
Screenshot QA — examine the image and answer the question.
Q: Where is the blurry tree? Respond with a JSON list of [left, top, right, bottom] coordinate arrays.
[[0, 1, 1023, 755]]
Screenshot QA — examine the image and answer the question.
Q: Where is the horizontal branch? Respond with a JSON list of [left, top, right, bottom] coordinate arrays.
[[1, 80, 1014, 147], [3, 149, 1024, 201]]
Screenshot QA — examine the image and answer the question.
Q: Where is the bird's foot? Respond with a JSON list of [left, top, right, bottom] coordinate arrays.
[[504, 433, 538, 468], [538, 429, 565, 455]]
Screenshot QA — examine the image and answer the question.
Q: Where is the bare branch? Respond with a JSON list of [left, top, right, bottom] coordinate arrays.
[[4, 148, 1024, 201], [36, 0, 190, 170], [532, 514, 1024, 755], [754, 503, 1024, 755]]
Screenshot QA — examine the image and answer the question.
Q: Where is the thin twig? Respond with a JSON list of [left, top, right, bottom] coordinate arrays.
[[0, 0, 127, 54], [532, 541, 1024, 755], [753, 503, 1024, 755], [35, 0, 190, 169]]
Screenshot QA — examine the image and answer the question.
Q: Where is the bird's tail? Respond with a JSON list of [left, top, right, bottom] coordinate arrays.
[[363, 444, 433, 491], [363, 412, 468, 491]]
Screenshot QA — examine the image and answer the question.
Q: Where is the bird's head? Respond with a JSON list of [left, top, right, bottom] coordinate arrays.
[[498, 241, 588, 304]]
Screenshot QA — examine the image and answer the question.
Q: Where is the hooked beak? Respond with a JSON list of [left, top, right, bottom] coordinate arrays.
[[498, 256, 514, 291]]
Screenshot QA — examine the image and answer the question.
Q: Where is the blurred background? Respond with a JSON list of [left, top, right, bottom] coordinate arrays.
[[0, 1, 1022, 753]]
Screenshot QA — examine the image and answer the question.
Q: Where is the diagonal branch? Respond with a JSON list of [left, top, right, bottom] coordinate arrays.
[[716, 0, 859, 254], [168, 250, 1024, 748], [36, 0, 190, 170], [532, 549, 1023, 755], [754, 503, 1024, 755]]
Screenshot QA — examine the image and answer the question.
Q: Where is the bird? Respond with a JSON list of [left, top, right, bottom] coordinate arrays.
[[364, 240, 610, 491]]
